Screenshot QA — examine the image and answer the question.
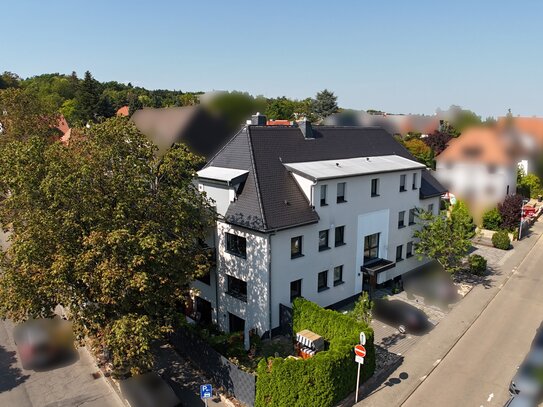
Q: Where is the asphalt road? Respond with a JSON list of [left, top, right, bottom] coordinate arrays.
[[403, 233, 543, 406]]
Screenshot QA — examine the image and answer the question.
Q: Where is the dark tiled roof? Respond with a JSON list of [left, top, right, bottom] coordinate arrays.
[[206, 125, 446, 232]]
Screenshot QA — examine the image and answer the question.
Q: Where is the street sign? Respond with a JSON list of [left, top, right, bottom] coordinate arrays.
[[354, 344, 366, 358], [355, 355, 365, 364], [200, 384, 212, 399]]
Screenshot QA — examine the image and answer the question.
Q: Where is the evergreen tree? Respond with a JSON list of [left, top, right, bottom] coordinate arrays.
[[311, 89, 338, 121], [74, 71, 100, 125]]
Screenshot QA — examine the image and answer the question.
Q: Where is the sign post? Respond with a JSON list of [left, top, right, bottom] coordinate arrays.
[[354, 343, 367, 403], [200, 384, 212, 406]]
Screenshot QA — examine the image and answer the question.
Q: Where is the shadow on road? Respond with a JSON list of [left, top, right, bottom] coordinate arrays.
[[0, 344, 29, 392]]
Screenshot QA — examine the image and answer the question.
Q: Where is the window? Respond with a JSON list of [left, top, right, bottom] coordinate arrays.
[[371, 178, 380, 197], [320, 185, 327, 206], [412, 173, 418, 190], [229, 312, 245, 333], [337, 182, 346, 203], [406, 241, 413, 258], [197, 272, 211, 285], [363, 233, 380, 264], [226, 233, 246, 258], [398, 211, 405, 228], [400, 174, 407, 192], [507, 185, 510, 195], [318, 230, 330, 251], [396, 245, 403, 261], [291, 236, 303, 258], [333, 265, 344, 286], [290, 279, 302, 302], [334, 226, 345, 247], [428, 203, 434, 214], [317, 270, 328, 292], [226, 275, 247, 302], [409, 208, 416, 225]]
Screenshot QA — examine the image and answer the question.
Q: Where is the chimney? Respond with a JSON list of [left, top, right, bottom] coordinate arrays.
[[251, 112, 267, 126], [299, 119, 314, 139]]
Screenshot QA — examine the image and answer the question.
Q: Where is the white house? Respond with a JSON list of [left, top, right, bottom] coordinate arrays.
[[191, 116, 445, 338], [435, 127, 519, 212]]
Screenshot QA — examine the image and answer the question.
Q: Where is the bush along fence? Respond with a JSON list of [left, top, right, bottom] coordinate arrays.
[[255, 298, 375, 407], [170, 328, 256, 406]]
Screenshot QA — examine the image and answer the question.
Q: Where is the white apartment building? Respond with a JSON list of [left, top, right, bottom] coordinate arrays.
[[191, 117, 445, 338]]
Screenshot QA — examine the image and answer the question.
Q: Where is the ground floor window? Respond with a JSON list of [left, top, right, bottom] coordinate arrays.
[[290, 279, 302, 302], [195, 296, 212, 324], [228, 312, 245, 333], [333, 265, 343, 286]]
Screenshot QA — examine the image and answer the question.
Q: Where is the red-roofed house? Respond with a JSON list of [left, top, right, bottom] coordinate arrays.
[[116, 106, 129, 117]]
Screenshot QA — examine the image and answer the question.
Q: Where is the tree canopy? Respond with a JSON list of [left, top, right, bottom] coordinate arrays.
[[311, 89, 339, 121], [0, 116, 216, 375]]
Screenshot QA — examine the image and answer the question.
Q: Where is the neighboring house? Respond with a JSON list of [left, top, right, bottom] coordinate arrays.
[[326, 111, 441, 136], [192, 114, 445, 338], [131, 106, 230, 159], [497, 116, 543, 175], [435, 127, 519, 211]]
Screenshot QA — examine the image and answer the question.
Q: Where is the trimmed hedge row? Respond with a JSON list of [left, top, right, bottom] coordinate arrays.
[[255, 298, 375, 407]]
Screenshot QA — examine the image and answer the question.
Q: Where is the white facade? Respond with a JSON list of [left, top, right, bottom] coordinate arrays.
[[193, 163, 440, 337]]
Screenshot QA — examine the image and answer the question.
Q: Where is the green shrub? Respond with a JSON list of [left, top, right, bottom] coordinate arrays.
[[492, 230, 511, 250], [468, 254, 487, 275], [255, 298, 375, 407], [482, 208, 502, 231]]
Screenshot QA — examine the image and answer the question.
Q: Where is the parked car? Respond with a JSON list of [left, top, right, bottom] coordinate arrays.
[[531, 327, 543, 350], [372, 299, 431, 334], [503, 393, 538, 407], [13, 318, 75, 370], [403, 267, 459, 306], [509, 348, 543, 400], [120, 372, 182, 407]]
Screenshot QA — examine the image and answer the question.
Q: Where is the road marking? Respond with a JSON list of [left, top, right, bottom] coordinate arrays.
[[419, 375, 427, 381], [432, 359, 441, 367], [487, 393, 494, 402]]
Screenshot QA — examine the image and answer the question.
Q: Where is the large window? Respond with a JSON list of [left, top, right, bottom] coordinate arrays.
[[317, 270, 328, 292], [371, 178, 380, 197], [320, 185, 327, 206], [364, 233, 380, 264], [333, 265, 343, 286], [318, 230, 330, 251], [412, 173, 418, 190], [396, 244, 403, 262], [225, 233, 246, 258], [337, 182, 346, 203], [409, 208, 416, 225], [226, 275, 247, 302], [398, 211, 405, 228], [291, 236, 303, 259], [335, 226, 345, 247], [406, 241, 413, 258], [400, 174, 407, 192], [290, 279, 302, 302]]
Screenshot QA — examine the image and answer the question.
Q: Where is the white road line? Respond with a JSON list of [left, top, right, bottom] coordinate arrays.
[[419, 375, 427, 381], [432, 359, 441, 367], [487, 393, 494, 402]]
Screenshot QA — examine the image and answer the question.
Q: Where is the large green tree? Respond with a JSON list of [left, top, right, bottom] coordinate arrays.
[[413, 209, 471, 273], [0, 88, 59, 141], [0, 117, 216, 375], [311, 89, 338, 121]]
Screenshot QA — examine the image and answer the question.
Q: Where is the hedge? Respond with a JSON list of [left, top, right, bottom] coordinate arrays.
[[492, 230, 511, 250], [482, 208, 502, 231], [255, 298, 375, 407]]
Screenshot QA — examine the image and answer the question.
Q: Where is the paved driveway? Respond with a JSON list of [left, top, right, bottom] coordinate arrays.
[[0, 319, 121, 407]]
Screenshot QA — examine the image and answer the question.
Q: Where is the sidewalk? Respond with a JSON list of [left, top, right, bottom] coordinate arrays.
[[346, 220, 543, 407], [154, 343, 233, 407]]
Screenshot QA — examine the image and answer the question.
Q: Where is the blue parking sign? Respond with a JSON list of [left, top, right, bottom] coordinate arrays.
[[200, 384, 212, 399]]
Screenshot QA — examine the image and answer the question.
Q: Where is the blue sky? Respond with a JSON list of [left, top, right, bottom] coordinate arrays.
[[2, 0, 542, 118]]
